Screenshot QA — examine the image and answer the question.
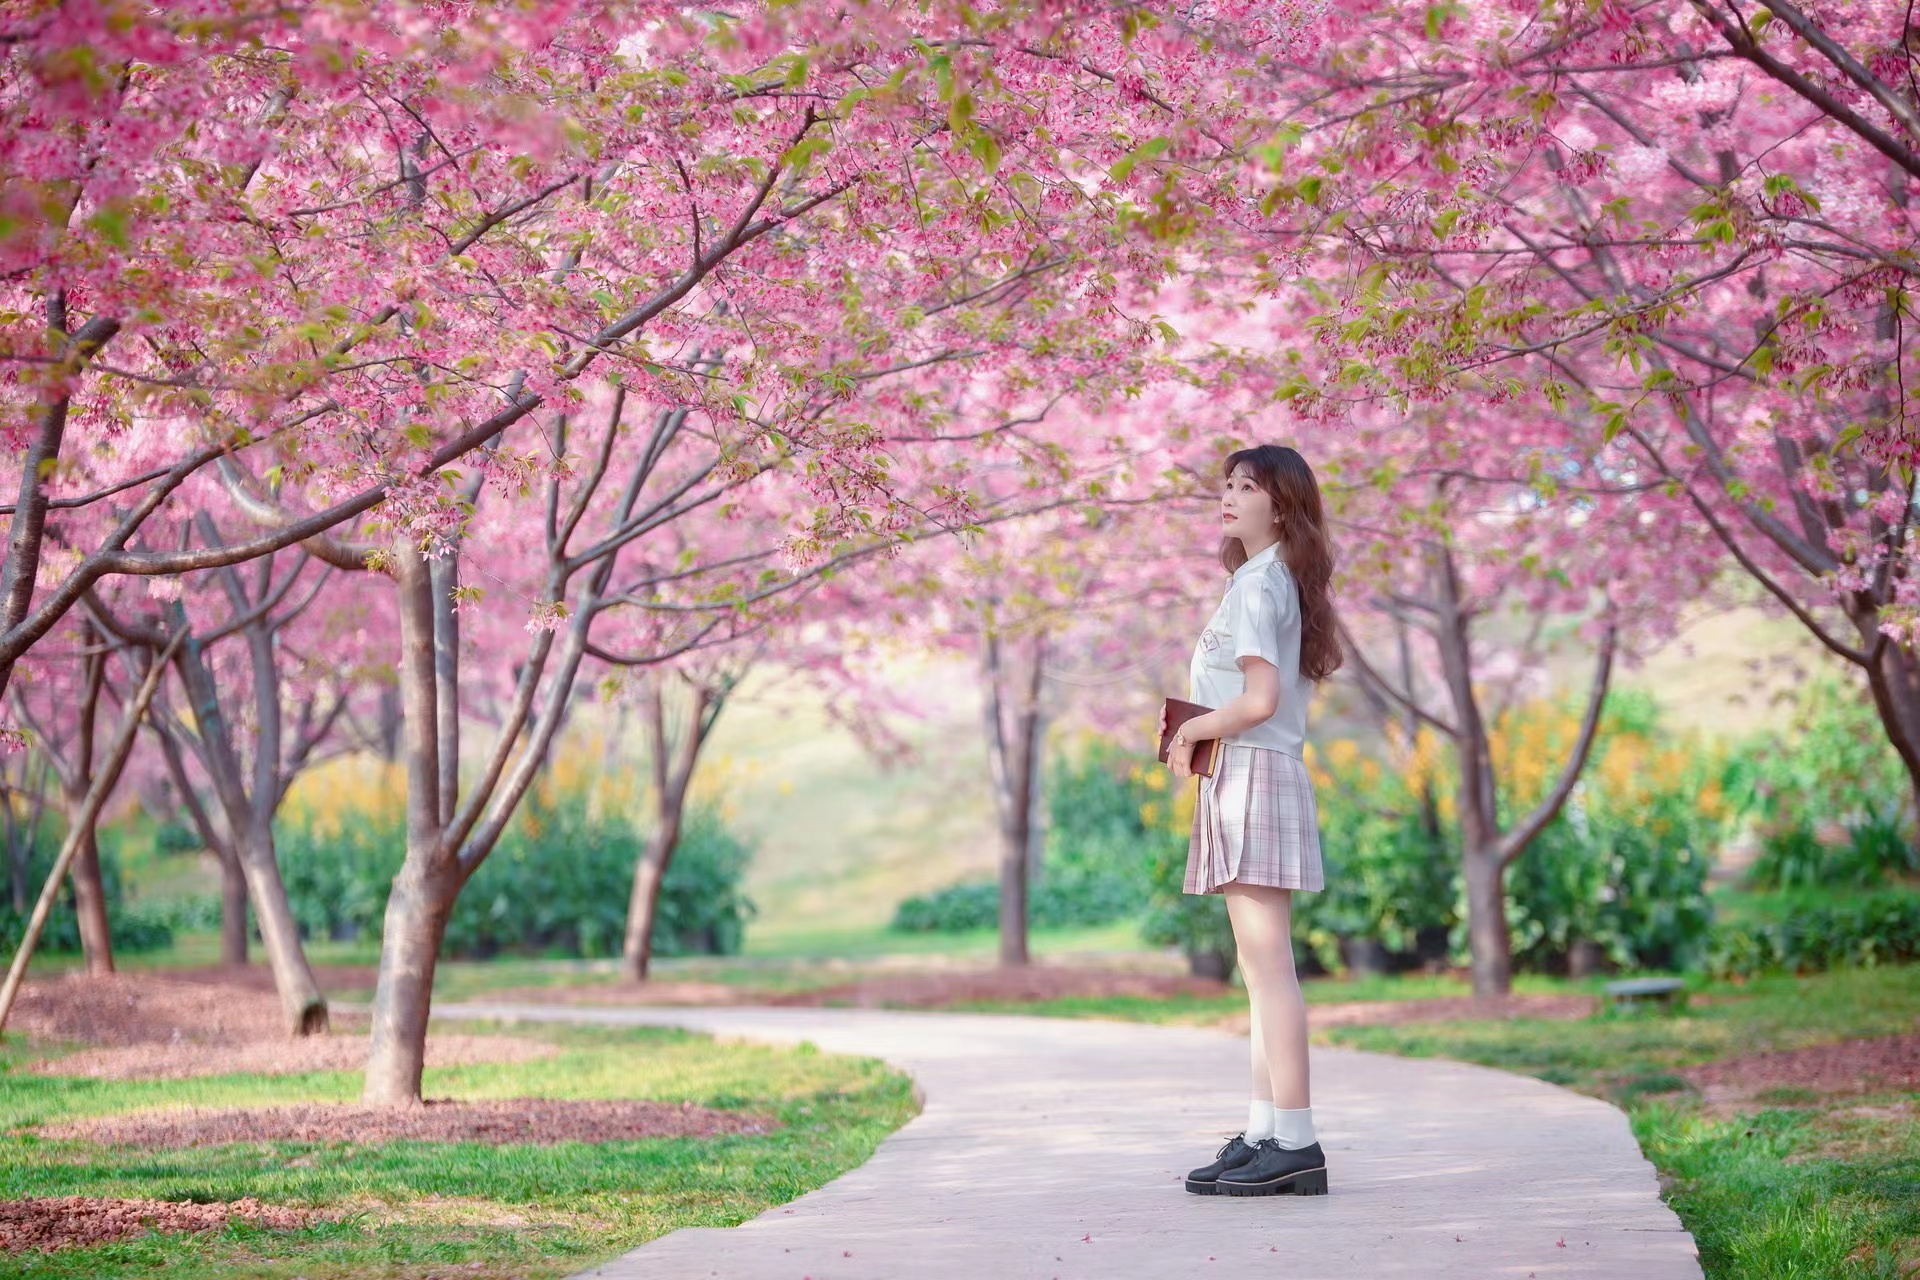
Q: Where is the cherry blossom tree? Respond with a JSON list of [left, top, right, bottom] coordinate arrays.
[[87, 534, 360, 1032], [1321, 399, 1723, 995], [1157, 1, 1920, 805]]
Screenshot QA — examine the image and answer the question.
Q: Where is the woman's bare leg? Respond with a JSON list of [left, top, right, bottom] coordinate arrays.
[[1247, 996, 1273, 1102], [1225, 883, 1310, 1110]]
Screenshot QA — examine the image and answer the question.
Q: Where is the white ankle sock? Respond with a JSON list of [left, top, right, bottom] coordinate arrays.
[[1273, 1107, 1316, 1150], [1245, 1100, 1275, 1142]]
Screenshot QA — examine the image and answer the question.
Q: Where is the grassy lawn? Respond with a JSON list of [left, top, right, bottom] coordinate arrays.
[[0, 1022, 916, 1279]]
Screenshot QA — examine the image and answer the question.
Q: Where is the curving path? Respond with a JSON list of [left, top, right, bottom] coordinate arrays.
[[429, 1002, 1703, 1280]]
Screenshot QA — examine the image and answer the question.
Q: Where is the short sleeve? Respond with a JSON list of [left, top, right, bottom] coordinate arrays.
[[1229, 570, 1289, 669]]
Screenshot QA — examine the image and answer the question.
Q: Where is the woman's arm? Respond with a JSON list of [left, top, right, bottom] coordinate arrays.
[[1168, 658, 1280, 778]]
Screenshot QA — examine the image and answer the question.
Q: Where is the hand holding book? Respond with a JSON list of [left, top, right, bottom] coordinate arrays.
[[1157, 698, 1217, 778]]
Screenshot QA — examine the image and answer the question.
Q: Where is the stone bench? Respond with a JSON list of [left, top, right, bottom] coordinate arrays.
[[1603, 976, 1687, 1014]]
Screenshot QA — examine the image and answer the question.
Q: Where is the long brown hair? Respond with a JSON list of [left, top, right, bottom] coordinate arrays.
[[1218, 444, 1342, 681]]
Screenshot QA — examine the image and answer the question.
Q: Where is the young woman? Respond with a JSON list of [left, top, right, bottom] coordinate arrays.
[[1163, 443, 1340, 1199]]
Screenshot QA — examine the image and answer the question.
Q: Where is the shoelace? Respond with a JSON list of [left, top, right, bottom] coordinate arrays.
[[1215, 1133, 1248, 1159]]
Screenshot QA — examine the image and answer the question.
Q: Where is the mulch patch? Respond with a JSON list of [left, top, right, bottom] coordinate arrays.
[[0, 1195, 318, 1254], [1684, 1031, 1920, 1110], [12, 972, 556, 1080], [40, 1098, 774, 1148]]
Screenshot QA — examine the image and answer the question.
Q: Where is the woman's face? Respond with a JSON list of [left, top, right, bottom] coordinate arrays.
[[1220, 462, 1276, 542]]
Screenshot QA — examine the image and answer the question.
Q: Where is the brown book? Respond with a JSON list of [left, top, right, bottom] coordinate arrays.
[[1158, 697, 1218, 778]]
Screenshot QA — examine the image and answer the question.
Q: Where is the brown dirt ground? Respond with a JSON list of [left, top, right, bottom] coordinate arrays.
[[1684, 1032, 1920, 1112], [12, 971, 556, 1079], [0, 1196, 318, 1254], [40, 1097, 773, 1148]]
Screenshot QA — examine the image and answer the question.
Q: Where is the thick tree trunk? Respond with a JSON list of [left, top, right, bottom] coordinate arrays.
[[361, 854, 459, 1106], [1463, 847, 1511, 997], [219, 850, 249, 966], [65, 826, 114, 975]]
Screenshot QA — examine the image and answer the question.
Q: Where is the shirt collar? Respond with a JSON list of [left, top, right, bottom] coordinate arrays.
[[1232, 541, 1279, 583]]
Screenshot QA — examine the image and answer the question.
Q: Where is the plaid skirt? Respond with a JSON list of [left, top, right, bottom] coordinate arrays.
[[1184, 744, 1324, 895]]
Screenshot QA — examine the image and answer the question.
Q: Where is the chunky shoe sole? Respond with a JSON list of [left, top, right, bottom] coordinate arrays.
[[1216, 1166, 1329, 1197], [1184, 1176, 1221, 1196]]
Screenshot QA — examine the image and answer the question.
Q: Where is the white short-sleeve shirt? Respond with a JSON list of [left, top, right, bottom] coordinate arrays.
[[1188, 542, 1312, 758]]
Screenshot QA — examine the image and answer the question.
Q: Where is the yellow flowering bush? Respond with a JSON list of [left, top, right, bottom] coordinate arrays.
[[1498, 692, 1726, 972]]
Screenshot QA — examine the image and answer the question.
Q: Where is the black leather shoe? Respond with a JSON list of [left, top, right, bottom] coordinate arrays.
[[1184, 1133, 1260, 1195], [1214, 1139, 1329, 1196]]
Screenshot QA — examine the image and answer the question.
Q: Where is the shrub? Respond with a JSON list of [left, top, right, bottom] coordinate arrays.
[[1735, 676, 1915, 890], [1291, 735, 1455, 973], [1499, 693, 1726, 974], [0, 824, 176, 955], [1708, 890, 1920, 978], [276, 757, 755, 959], [891, 737, 1151, 934], [152, 821, 202, 854]]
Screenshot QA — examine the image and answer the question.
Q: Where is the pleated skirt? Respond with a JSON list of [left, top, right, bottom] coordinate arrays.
[[1184, 744, 1325, 895]]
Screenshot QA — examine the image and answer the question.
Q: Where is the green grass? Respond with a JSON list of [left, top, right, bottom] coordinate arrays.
[[0, 1022, 916, 1279], [1635, 1100, 1920, 1280], [1319, 966, 1920, 1094], [1315, 965, 1920, 1280]]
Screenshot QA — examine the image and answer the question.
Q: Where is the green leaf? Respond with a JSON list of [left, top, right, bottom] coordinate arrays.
[[966, 128, 1003, 177], [1109, 135, 1170, 183]]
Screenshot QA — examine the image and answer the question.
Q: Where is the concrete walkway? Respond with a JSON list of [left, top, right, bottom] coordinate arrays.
[[431, 1002, 1703, 1280]]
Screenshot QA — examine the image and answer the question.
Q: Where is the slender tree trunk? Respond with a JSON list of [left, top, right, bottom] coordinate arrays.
[[1861, 632, 1920, 818], [150, 715, 248, 965], [983, 631, 1046, 968], [239, 824, 325, 1031], [621, 835, 672, 982], [167, 628, 325, 1030], [65, 827, 114, 975], [0, 635, 172, 1032], [63, 637, 114, 974], [5, 817, 27, 914], [1431, 545, 1512, 996], [621, 677, 712, 982]]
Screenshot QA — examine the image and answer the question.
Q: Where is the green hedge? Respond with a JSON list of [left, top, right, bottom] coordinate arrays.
[[276, 764, 755, 960], [1735, 676, 1916, 890], [892, 739, 1150, 934], [0, 826, 178, 955], [1709, 890, 1920, 978]]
